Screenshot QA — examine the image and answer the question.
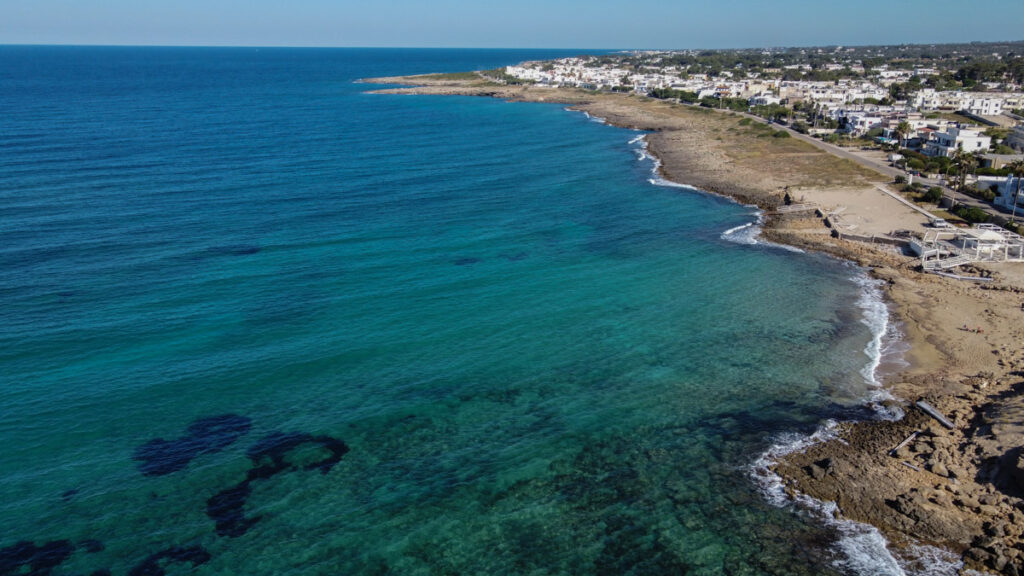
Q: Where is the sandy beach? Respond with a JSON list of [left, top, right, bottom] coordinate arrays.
[[365, 73, 1024, 574]]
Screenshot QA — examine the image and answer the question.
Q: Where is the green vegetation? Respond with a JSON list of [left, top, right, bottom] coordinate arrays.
[[424, 71, 483, 81], [954, 205, 990, 223], [648, 87, 699, 103], [750, 104, 790, 122], [984, 126, 1010, 141], [923, 187, 944, 203], [698, 97, 750, 112], [901, 150, 953, 175]]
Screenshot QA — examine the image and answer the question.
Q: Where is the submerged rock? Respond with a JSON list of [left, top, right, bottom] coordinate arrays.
[[205, 431, 350, 537], [133, 414, 252, 476], [0, 539, 75, 576], [128, 545, 211, 576], [206, 482, 257, 538]]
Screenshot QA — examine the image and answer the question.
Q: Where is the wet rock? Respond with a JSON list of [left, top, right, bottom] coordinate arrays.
[[133, 414, 252, 476], [807, 458, 834, 481], [128, 545, 211, 576], [808, 463, 826, 480], [966, 546, 992, 564]]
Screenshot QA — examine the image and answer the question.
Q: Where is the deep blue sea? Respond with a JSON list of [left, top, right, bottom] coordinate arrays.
[[0, 47, 915, 575]]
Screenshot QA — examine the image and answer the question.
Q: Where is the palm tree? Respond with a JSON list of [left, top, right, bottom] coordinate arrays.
[[952, 149, 977, 189], [950, 149, 978, 209], [895, 120, 912, 150]]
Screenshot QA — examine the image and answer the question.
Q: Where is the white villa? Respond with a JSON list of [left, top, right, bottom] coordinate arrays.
[[923, 126, 991, 158], [993, 175, 1024, 214]]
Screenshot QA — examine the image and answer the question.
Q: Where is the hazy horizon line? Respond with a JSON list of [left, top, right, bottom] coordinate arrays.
[[4, 39, 1023, 52]]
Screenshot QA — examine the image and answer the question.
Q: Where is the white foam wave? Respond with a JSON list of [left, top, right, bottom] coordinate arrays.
[[751, 424, 965, 576], [720, 221, 760, 246], [851, 271, 905, 420], [716, 211, 806, 253], [750, 420, 841, 507], [624, 133, 806, 254], [571, 109, 607, 124]]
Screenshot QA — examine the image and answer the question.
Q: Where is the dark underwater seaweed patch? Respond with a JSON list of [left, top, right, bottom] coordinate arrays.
[[206, 481, 257, 538], [127, 546, 211, 576], [0, 539, 75, 576], [80, 539, 105, 554], [246, 431, 350, 475], [453, 257, 481, 266], [207, 244, 262, 257], [499, 252, 529, 261], [205, 431, 350, 537], [133, 414, 252, 476]]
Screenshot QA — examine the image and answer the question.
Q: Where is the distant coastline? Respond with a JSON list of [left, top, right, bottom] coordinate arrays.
[[365, 72, 1024, 575]]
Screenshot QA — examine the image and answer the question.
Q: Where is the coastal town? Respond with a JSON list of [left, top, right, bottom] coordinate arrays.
[[501, 44, 1024, 249], [496, 43, 1024, 275]]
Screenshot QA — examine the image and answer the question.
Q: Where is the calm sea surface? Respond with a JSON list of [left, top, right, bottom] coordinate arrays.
[[2, 47, 897, 575]]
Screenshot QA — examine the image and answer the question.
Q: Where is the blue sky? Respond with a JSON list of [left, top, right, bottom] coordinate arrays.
[[2, 0, 1022, 49]]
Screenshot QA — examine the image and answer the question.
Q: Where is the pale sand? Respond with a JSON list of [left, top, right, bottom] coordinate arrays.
[[364, 75, 1024, 573]]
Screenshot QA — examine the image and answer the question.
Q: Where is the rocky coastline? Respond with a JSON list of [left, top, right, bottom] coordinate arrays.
[[364, 73, 1024, 574]]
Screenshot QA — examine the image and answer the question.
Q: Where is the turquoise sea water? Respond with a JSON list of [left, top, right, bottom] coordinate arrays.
[[2, 47, 899, 575]]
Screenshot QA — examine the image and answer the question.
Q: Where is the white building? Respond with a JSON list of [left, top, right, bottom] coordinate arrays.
[[993, 176, 1024, 213], [962, 97, 1003, 116], [923, 127, 991, 157], [748, 93, 781, 106], [841, 113, 884, 135]]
